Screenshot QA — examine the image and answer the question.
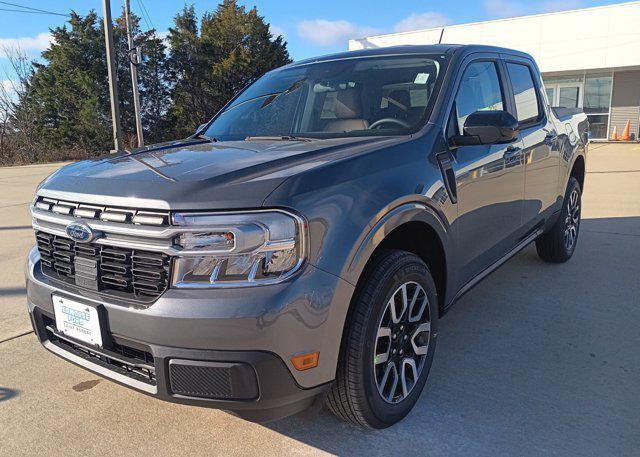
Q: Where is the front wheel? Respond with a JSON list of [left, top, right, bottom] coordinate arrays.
[[326, 250, 438, 428], [536, 176, 582, 263]]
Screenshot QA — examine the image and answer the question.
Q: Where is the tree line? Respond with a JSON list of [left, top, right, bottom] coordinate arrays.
[[0, 0, 291, 165]]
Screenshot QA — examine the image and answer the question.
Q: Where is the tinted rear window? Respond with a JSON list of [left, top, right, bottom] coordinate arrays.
[[507, 63, 541, 124]]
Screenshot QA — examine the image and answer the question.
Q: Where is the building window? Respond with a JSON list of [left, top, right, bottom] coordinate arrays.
[[584, 72, 612, 112], [584, 71, 612, 139], [585, 114, 609, 140], [542, 73, 584, 109], [543, 71, 613, 140]]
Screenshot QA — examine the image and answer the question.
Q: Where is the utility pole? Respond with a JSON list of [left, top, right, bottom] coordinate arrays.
[[125, 0, 144, 147], [102, 0, 124, 152]]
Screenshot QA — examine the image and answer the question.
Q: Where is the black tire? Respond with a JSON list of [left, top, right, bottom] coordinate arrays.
[[326, 249, 439, 428], [536, 177, 582, 263]]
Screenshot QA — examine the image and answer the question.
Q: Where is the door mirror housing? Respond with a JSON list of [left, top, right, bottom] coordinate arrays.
[[450, 110, 519, 147]]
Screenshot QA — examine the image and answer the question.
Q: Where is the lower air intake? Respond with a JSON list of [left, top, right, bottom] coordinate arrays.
[[168, 359, 259, 400]]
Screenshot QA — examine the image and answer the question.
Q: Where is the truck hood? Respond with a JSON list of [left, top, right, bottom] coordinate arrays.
[[37, 136, 399, 210]]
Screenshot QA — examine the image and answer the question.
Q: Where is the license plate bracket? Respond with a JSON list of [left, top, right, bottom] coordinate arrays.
[[53, 295, 105, 347]]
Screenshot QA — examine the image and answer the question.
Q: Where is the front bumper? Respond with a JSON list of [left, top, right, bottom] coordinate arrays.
[[26, 247, 354, 421]]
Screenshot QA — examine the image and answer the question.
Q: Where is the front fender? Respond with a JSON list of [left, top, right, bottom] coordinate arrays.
[[344, 202, 454, 298]]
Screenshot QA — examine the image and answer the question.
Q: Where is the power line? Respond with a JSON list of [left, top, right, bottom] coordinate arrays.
[[134, 0, 151, 30], [0, 7, 68, 17], [0, 1, 69, 17], [139, 0, 155, 29], [135, 0, 154, 30]]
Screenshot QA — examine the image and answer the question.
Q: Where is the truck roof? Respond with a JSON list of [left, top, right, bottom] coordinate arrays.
[[287, 44, 534, 68]]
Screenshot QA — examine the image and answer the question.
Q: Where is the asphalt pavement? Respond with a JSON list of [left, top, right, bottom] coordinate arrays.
[[1, 143, 639, 456]]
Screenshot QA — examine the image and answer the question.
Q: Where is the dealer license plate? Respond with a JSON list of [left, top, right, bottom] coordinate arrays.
[[53, 295, 103, 347]]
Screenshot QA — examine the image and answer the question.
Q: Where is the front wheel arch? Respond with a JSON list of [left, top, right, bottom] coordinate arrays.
[[344, 203, 453, 314]]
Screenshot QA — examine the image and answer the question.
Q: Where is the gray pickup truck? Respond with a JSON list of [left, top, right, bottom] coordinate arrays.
[[26, 45, 587, 428]]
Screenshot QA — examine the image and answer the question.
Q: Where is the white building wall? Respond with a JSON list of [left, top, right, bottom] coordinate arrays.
[[348, 1, 640, 73]]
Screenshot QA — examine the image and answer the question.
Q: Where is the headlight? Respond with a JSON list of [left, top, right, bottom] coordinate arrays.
[[171, 209, 306, 287]]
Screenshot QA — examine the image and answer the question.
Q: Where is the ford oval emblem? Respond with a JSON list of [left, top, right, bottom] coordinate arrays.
[[66, 222, 95, 243]]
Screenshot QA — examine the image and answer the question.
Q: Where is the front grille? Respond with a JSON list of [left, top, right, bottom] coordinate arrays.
[[36, 231, 170, 303], [34, 196, 170, 226]]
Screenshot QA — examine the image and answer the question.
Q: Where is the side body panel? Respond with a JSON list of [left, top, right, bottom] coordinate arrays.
[[264, 129, 457, 294], [437, 53, 527, 286], [501, 54, 562, 233]]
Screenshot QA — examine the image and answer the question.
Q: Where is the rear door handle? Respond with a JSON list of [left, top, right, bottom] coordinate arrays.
[[503, 146, 522, 160]]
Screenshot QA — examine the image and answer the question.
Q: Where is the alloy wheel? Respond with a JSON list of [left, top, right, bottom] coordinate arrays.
[[374, 281, 431, 404], [564, 187, 580, 251]]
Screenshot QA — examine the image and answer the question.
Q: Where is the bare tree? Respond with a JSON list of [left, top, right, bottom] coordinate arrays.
[[0, 46, 39, 165]]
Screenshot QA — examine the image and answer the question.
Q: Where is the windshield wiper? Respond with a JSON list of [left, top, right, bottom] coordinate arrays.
[[260, 79, 306, 109], [244, 135, 318, 142], [195, 133, 218, 142]]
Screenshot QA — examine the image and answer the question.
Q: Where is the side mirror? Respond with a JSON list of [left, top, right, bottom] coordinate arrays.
[[451, 110, 519, 147]]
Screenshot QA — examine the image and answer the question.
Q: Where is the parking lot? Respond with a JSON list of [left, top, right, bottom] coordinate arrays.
[[1, 143, 639, 456]]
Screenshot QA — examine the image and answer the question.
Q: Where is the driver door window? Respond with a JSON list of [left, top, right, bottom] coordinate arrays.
[[454, 61, 504, 133]]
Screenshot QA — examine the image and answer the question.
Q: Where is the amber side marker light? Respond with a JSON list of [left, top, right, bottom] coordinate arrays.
[[291, 352, 319, 371]]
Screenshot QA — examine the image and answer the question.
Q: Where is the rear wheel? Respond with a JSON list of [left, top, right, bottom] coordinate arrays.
[[536, 177, 582, 263], [326, 250, 438, 428]]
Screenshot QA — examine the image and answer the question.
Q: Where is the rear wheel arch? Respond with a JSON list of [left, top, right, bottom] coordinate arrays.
[[570, 154, 585, 190]]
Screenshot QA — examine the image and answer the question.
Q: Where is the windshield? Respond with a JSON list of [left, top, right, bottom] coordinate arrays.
[[204, 54, 446, 140]]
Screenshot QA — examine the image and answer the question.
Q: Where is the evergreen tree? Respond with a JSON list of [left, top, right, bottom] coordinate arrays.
[[24, 12, 111, 155], [168, 0, 291, 137], [3, 2, 290, 164], [166, 5, 205, 137]]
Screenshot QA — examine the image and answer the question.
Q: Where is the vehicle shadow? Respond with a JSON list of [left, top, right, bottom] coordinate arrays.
[[0, 387, 19, 403], [260, 216, 640, 456], [0, 225, 31, 231], [0, 287, 27, 297]]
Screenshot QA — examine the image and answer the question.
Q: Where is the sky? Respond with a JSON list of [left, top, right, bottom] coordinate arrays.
[[0, 0, 627, 86]]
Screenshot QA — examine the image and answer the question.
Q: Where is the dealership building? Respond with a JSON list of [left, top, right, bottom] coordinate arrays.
[[349, 1, 640, 141]]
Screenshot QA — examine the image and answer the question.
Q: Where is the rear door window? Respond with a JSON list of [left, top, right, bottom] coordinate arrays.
[[506, 63, 541, 124]]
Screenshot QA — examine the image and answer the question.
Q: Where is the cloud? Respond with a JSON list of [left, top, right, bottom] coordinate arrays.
[[0, 79, 19, 103], [393, 12, 450, 33], [483, 0, 585, 19], [155, 30, 170, 46], [269, 25, 286, 40], [298, 0, 583, 48], [540, 0, 584, 13], [483, 0, 528, 19], [297, 20, 380, 46], [0, 32, 53, 52]]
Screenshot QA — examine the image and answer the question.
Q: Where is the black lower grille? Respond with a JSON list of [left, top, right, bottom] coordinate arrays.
[[36, 231, 170, 303], [169, 360, 259, 400], [43, 316, 156, 386]]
